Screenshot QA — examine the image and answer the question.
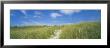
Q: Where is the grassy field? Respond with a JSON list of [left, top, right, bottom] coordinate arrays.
[[59, 22, 101, 39], [10, 22, 101, 39]]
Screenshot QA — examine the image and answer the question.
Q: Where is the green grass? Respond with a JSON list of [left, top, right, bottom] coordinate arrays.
[[10, 26, 58, 39], [59, 22, 101, 39], [10, 22, 101, 39]]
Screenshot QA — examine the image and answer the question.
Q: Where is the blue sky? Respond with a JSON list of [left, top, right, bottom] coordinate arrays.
[[10, 10, 101, 26]]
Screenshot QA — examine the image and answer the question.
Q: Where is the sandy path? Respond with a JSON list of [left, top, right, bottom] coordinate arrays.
[[50, 30, 62, 39]]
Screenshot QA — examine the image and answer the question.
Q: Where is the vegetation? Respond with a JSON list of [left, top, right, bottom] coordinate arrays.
[[59, 22, 101, 39], [10, 22, 101, 39], [10, 26, 59, 39]]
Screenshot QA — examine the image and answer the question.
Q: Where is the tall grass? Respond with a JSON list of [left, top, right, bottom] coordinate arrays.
[[59, 22, 101, 39], [10, 26, 58, 39], [10, 22, 101, 39]]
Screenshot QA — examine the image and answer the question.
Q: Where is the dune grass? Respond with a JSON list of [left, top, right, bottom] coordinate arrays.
[[10, 26, 58, 39], [10, 22, 101, 39], [59, 22, 101, 39]]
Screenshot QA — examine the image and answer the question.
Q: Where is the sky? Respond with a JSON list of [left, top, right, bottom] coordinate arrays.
[[10, 10, 101, 26]]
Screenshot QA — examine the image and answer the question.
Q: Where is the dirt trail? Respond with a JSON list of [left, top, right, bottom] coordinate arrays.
[[50, 30, 62, 39]]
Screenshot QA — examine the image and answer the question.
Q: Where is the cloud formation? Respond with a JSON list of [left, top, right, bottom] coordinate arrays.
[[60, 10, 81, 15], [51, 13, 62, 19], [21, 10, 27, 15], [33, 15, 41, 18], [22, 20, 40, 26], [20, 10, 29, 19], [34, 11, 42, 15]]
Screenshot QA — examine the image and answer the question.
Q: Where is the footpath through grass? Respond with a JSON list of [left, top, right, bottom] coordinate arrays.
[[10, 22, 101, 39]]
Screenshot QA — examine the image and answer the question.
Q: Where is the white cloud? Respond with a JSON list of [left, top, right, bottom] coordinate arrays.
[[51, 13, 62, 18], [21, 10, 27, 15], [33, 16, 37, 18], [60, 10, 81, 15], [20, 10, 28, 19], [33, 15, 41, 18], [22, 20, 40, 26], [34, 11, 42, 18]]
